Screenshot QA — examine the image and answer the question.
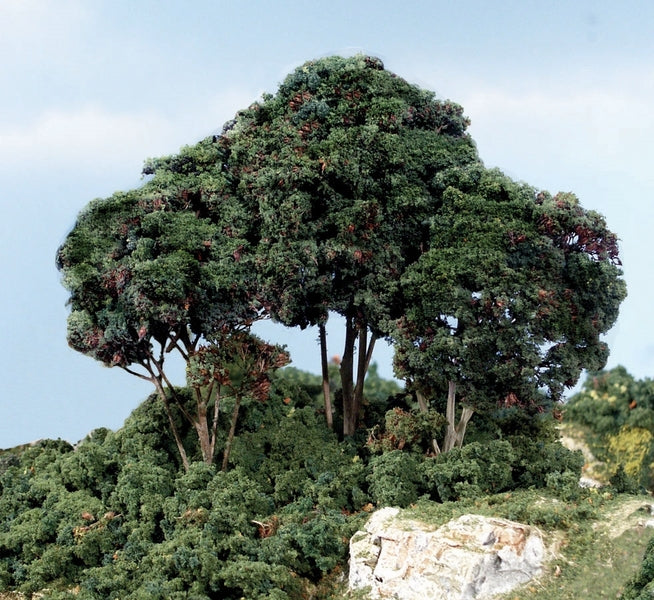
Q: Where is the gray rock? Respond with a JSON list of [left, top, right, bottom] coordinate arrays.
[[349, 507, 545, 599]]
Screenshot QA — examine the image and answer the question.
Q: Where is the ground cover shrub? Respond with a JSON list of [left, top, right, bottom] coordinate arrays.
[[0, 363, 602, 598], [367, 450, 422, 506], [421, 440, 515, 502]]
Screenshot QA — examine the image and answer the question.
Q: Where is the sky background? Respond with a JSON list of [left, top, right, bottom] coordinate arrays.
[[1, 0, 653, 448]]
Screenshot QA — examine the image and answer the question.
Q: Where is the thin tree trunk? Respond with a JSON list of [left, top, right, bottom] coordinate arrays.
[[443, 381, 458, 452], [455, 407, 474, 448], [351, 326, 368, 428], [442, 381, 474, 452], [137, 359, 190, 471], [152, 377, 190, 471], [209, 385, 221, 460], [340, 316, 358, 436], [319, 323, 333, 429], [193, 387, 213, 465], [221, 395, 242, 471]]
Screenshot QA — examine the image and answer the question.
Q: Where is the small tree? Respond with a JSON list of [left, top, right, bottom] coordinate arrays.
[[392, 167, 626, 452], [57, 157, 284, 469]]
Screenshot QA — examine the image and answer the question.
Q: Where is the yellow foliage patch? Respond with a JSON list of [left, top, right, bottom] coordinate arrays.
[[607, 426, 653, 479]]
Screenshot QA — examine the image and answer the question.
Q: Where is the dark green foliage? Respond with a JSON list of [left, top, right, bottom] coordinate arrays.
[[421, 440, 515, 502], [56, 143, 287, 468], [609, 464, 640, 494], [0, 373, 371, 598], [368, 450, 422, 506], [0, 368, 590, 596], [564, 366, 654, 439], [392, 169, 625, 428], [220, 54, 480, 435], [42, 54, 628, 597], [622, 535, 654, 600], [511, 437, 584, 489], [367, 406, 446, 454], [230, 402, 368, 511]]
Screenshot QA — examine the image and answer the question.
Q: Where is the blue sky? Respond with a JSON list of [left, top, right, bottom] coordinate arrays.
[[1, 0, 653, 448]]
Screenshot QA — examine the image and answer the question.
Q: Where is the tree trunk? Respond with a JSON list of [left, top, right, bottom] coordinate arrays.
[[152, 378, 190, 471], [442, 381, 474, 452], [193, 388, 214, 465], [209, 386, 221, 461], [340, 316, 358, 436], [455, 407, 474, 449], [341, 317, 377, 436], [221, 395, 242, 471], [319, 323, 333, 430]]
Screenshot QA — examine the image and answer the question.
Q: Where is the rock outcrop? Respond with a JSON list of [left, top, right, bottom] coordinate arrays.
[[349, 507, 545, 599]]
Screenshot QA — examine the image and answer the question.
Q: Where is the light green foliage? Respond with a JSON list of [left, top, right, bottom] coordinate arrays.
[[566, 367, 654, 488], [608, 427, 653, 481]]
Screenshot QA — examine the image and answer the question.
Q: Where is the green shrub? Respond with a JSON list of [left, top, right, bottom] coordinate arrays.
[[609, 464, 640, 494], [231, 404, 368, 512], [220, 560, 299, 600], [511, 438, 584, 489], [621, 535, 654, 599], [421, 440, 515, 502], [607, 426, 654, 488], [368, 450, 422, 506], [367, 407, 445, 454]]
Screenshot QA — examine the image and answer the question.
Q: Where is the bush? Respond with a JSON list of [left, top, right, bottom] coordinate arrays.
[[367, 407, 445, 454], [609, 464, 640, 494], [622, 535, 654, 600], [421, 440, 515, 502], [368, 450, 422, 507], [511, 438, 584, 489], [607, 427, 654, 488], [231, 404, 368, 512]]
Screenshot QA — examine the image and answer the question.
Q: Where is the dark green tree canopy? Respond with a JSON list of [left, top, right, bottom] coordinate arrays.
[[214, 55, 483, 434], [58, 53, 626, 446], [221, 54, 478, 330], [393, 166, 626, 414], [56, 152, 283, 468]]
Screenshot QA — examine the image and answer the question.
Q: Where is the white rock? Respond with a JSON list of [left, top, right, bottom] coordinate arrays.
[[349, 508, 545, 600]]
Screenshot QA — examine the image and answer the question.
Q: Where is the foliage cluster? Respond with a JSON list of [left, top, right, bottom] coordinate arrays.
[[623, 535, 654, 600], [366, 433, 584, 507], [0, 368, 588, 598], [41, 54, 628, 597], [57, 54, 625, 459], [0, 373, 363, 599], [565, 366, 654, 489]]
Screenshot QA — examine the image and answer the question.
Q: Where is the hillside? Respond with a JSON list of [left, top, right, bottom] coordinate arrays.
[[2, 366, 654, 598]]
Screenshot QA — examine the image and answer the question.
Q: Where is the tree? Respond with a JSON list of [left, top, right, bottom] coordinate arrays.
[[392, 166, 626, 452], [220, 55, 479, 435], [57, 151, 287, 469], [59, 53, 626, 454]]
